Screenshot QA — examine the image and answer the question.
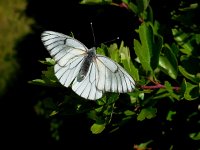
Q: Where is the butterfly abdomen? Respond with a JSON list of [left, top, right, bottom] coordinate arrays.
[[77, 50, 95, 82]]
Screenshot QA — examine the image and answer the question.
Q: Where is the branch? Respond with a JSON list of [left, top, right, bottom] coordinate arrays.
[[141, 82, 180, 91]]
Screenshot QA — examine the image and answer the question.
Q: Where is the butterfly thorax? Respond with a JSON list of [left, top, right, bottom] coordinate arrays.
[[77, 47, 96, 82]]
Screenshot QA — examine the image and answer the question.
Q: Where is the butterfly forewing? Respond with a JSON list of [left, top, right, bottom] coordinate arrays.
[[41, 31, 87, 51]]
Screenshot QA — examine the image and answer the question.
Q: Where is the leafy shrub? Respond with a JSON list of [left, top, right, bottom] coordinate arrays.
[[31, 0, 200, 149]]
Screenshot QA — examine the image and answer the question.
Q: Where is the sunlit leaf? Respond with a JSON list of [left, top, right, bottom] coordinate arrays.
[[119, 41, 139, 81], [39, 58, 55, 65], [108, 43, 120, 62], [134, 23, 152, 72], [50, 110, 58, 116], [134, 22, 162, 74], [29, 79, 46, 85], [97, 45, 106, 55], [91, 123, 106, 134]]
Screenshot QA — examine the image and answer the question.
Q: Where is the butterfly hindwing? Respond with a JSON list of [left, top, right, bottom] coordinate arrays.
[[72, 61, 103, 100], [95, 55, 135, 93]]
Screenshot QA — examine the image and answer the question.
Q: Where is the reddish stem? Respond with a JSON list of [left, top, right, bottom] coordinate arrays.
[[141, 83, 180, 91]]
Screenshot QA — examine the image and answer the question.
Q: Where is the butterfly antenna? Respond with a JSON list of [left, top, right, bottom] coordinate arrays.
[[90, 22, 96, 46], [102, 37, 120, 45]]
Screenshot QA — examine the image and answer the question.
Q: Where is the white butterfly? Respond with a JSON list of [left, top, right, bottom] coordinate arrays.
[[41, 31, 135, 100]]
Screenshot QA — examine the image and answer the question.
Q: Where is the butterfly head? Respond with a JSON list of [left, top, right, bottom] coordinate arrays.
[[88, 47, 96, 54]]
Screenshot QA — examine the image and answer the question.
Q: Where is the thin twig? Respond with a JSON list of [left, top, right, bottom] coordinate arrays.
[[141, 83, 180, 91]]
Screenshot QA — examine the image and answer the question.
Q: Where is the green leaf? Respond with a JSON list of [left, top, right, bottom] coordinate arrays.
[[107, 43, 120, 62], [29, 79, 46, 85], [126, 2, 138, 14], [166, 110, 176, 121], [134, 22, 162, 74], [119, 41, 130, 63], [106, 93, 119, 104], [91, 123, 106, 134], [135, 140, 153, 149], [151, 35, 163, 70], [39, 58, 55, 65], [42, 66, 57, 80], [159, 56, 176, 79], [95, 106, 103, 113], [137, 107, 157, 121], [39, 66, 59, 86], [164, 81, 180, 100], [29, 64, 59, 86], [119, 41, 139, 81], [50, 110, 58, 116], [87, 110, 98, 121], [96, 96, 106, 105], [178, 66, 200, 83], [80, 0, 111, 4], [172, 29, 193, 55], [103, 106, 113, 116], [96, 45, 106, 56], [124, 110, 135, 116], [136, 0, 150, 12], [129, 91, 144, 104], [195, 34, 200, 44], [153, 88, 174, 100], [134, 23, 152, 72], [179, 3, 198, 11], [189, 132, 200, 140], [159, 44, 178, 79], [181, 80, 199, 100], [122, 0, 129, 3]]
